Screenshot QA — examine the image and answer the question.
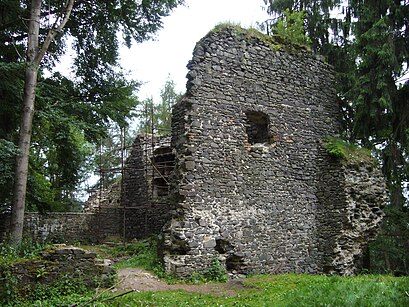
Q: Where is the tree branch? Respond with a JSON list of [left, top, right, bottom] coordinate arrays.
[[99, 289, 138, 303], [34, 0, 75, 65], [11, 38, 24, 61]]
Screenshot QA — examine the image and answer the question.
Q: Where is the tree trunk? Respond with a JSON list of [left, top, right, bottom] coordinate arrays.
[[9, 0, 75, 244], [9, 0, 41, 244]]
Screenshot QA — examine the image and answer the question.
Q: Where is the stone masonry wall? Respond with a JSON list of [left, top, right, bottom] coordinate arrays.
[[328, 162, 387, 275], [0, 26, 387, 275], [316, 155, 387, 275], [1, 184, 123, 243], [121, 135, 175, 239], [161, 26, 387, 277], [0, 210, 122, 243], [0, 246, 115, 300]]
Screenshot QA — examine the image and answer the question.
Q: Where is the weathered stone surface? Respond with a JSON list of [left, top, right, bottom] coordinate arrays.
[[1, 208, 122, 243], [121, 135, 175, 239], [158, 26, 388, 277], [0, 246, 115, 299], [0, 184, 123, 243]]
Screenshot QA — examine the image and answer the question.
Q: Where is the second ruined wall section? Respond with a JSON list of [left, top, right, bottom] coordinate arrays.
[[121, 135, 175, 239], [162, 27, 343, 276]]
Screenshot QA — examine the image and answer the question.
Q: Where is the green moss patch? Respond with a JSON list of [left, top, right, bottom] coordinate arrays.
[[323, 137, 375, 166], [210, 22, 310, 52]]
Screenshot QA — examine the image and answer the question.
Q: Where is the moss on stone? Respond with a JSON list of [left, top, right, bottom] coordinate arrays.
[[210, 22, 310, 52], [323, 137, 375, 166]]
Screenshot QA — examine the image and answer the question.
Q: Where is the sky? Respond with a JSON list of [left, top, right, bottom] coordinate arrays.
[[76, 0, 271, 193], [119, 0, 271, 102]]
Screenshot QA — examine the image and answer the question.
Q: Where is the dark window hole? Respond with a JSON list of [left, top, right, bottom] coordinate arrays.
[[245, 111, 270, 144]]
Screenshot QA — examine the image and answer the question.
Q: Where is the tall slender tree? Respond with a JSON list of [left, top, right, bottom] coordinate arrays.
[[11, 0, 75, 244], [138, 77, 182, 135], [5, 0, 184, 244]]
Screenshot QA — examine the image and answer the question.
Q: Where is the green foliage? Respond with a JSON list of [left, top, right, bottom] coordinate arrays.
[[113, 238, 161, 270], [0, 139, 19, 210], [0, 269, 19, 305], [273, 9, 311, 46], [0, 241, 115, 305], [6, 240, 406, 306], [0, 0, 184, 215], [204, 258, 228, 283], [0, 62, 24, 139], [76, 274, 408, 306], [212, 23, 309, 52], [86, 237, 168, 278], [138, 77, 182, 135], [0, 239, 49, 305], [0, 238, 47, 266], [92, 125, 130, 189], [187, 258, 228, 284], [29, 273, 90, 302], [323, 137, 374, 165], [212, 21, 245, 33], [263, 0, 344, 53], [0, 271, 93, 306], [370, 206, 409, 275]]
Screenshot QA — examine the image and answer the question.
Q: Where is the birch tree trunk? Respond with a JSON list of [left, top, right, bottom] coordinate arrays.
[[10, 0, 41, 244], [10, 0, 75, 244]]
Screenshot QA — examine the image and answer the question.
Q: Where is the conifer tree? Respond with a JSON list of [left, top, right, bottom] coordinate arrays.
[[265, 0, 409, 274]]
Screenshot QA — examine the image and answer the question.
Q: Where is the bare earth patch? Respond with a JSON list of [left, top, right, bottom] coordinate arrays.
[[113, 268, 251, 297]]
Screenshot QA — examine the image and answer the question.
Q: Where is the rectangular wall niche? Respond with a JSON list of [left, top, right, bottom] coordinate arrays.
[[245, 111, 270, 144]]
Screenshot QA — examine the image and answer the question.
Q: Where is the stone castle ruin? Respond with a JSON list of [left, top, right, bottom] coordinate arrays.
[[121, 26, 388, 276], [1, 25, 388, 277]]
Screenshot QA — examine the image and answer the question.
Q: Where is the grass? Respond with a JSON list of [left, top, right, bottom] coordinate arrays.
[[2, 238, 408, 306], [82, 237, 175, 280], [210, 22, 310, 52], [88, 274, 408, 306], [8, 273, 409, 306]]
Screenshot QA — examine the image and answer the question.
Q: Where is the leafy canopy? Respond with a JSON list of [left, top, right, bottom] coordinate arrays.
[[0, 0, 184, 211]]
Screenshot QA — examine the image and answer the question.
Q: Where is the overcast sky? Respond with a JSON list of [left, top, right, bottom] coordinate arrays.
[[120, 0, 270, 102]]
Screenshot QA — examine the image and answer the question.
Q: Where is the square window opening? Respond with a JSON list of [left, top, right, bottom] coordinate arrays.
[[245, 111, 270, 144]]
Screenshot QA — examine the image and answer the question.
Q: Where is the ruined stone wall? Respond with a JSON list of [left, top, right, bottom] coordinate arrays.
[[0, 210, 122, 243], [161, 26, 387, 277], [121, 135, 175, 239], [1, 183, 123, 243], [316, 156, 387, 275], [325, 162, 387, 275], [0, 246, 115, 300], [1, 26, 387, 275]]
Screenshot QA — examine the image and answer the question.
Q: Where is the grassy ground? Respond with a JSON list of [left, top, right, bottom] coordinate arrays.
[[91, 274, 409, 307], [2, 240, 408, 306], [28, 273, 409, 306]]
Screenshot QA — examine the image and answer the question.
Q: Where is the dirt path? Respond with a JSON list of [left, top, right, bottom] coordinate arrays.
[[112, 268, 251, 297]]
